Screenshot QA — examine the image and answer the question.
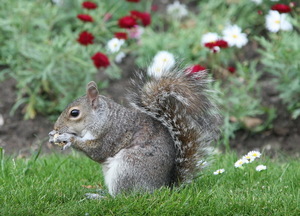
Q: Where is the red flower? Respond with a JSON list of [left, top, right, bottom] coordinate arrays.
[[130, 11, 151, 27], [204, 40, 228, 49], [114, 32, 128, 40], [227, 66, 236, 74], [118, 16, 137, 28], [77, 14, 94, 22], [271, 4, 291, 13], [82, 1, 98, 9], [126, 0, 140, 2], [190, 64, 206, 73], [215, 40, 228, 48], [77, 31, 94, 46], [186, 64, 206, 78], [91, 52, 110, 69]]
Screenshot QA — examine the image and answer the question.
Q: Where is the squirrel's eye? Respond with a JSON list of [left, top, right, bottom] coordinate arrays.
[[70, 109, 80, 117]]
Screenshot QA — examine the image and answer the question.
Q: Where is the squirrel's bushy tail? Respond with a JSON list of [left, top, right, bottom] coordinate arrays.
[[128, 67, 221, 183]]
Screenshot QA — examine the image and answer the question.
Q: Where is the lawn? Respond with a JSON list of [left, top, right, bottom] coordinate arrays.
[[1, 149, 299, 215]]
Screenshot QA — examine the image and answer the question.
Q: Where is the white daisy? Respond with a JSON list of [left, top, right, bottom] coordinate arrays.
[[213, 168, 225, 175], [247, 151, 261, 159], [107, 38, 125, 53], [265, 10, 293, 33], [166, 1, 188, 19], [234, 158, 248, 168], [115, 52, 126, 63], [242, 154, 255, 163], [256, 165, 267, 171], [201, 32, 219, 46], [148, 51, 176, 78], [222, 24, 248, 48], [147, 63, 165, 78]]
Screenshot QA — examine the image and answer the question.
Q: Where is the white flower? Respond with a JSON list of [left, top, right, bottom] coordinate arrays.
[[250, 0, 262, 4], [153, 51, 175, 66], [256, 165, 267, 171], [234, 158, 248, 168], [211, 46, 220, 53], [107, 38, 125, 53], [265, 10, 293, 33], [167, 1, 188, 19], [222, 24, 248, 48], [147, 64, 165, 78], [242, 154, 255, 163], [148, 51, 175, 78], [201, 32, 219, 46], [213, 169, 225, 175], [247, 151, 261, 159], [128, 25, 144, 39], [115, 52, 126, 63]]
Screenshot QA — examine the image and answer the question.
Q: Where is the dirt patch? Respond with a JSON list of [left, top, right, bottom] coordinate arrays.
[[229, 79, 300, 157]]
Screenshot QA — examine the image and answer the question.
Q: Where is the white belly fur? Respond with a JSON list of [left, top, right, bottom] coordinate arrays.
[[102, 149, 126, 196]]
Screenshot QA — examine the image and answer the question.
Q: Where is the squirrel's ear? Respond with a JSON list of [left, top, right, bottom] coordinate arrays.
[[87, 81, 99, 108]]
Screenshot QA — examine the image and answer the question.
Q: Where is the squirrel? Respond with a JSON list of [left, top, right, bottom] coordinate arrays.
[[49, 67, 221, 196]]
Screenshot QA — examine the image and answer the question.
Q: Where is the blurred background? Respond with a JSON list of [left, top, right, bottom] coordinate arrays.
[[0, 0, 299, 156]]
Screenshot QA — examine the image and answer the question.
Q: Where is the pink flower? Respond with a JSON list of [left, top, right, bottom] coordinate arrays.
[[128, 25, 144, 39], [271, 4, 292, 13], [77, 14, 94, 22], [118, 16, 137, 29], [289, 2, 296, 8], [103, 13, 112, 22], [77, 31, 94, 46], [82, 1, 98, 10], [91, 52, 110, 68]]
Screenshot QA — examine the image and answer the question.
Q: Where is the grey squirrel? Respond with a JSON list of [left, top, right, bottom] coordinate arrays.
[[49, 67, 221, 196]]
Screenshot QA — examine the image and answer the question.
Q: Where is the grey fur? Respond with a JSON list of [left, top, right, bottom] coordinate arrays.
[[49, 68, 221, 196]]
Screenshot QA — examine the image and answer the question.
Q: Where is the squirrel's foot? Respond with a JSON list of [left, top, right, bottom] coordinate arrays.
[[85, 193, 105, 200]]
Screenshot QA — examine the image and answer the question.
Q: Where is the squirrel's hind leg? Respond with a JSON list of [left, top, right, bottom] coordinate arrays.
[[102, 144, 175, 196]]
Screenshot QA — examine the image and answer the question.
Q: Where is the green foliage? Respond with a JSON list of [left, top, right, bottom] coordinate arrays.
[[257, 31, 300, 119], [0, 151, 299, 215], [214, 62, 275, 147], [0, 0, 149, 119]]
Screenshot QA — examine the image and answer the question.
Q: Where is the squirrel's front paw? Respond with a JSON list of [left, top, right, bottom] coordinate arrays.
[[53, 133, 75, 150]]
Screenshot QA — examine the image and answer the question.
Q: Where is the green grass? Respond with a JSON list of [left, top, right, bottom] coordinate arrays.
[[0, 149, 299, 216]]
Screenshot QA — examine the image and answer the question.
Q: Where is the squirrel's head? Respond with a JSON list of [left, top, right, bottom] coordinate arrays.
[[53, 81, 103, 137]]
